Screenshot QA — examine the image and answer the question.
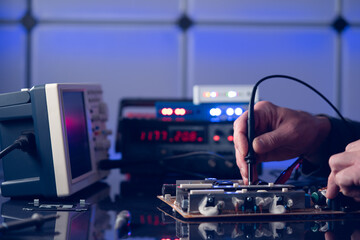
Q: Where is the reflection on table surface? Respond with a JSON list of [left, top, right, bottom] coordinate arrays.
[[0, 171, 359, 240], [169, 218, 360, 240]]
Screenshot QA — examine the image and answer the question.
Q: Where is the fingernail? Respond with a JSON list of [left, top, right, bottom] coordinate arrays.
[[255, 137, 264, 148]]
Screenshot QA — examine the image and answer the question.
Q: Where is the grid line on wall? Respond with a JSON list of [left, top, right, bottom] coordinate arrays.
[[0, 1, 355, 111]]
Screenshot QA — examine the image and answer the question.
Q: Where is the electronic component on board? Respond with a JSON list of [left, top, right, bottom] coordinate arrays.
[[160, 179, 305, 218], [0, 83, 111, 197], [159, 179, 360, 219]]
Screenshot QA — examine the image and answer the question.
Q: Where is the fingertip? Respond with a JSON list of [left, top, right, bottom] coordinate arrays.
[[240, 166, 249, 185], [242, 176, 248, 185], [239, 165, 248, 184], [326, 190, 338, 199], [240, 167, 246, 178], [326, 172, 340, 199], [236, 151, 248, 184]]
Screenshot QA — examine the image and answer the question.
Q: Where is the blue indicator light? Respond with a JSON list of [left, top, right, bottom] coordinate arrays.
[[235, 107, 243, 116], [226, 108, 234, 116], [209, 108, 221, 116]]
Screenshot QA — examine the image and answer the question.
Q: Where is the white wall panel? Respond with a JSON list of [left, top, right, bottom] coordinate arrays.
[[33, 0, 182, 21], [0, 25, 26, 93], [188, 0, 337, 23], [0, 0, 27, 20], [343, 0, 360, 24], [188, 26, 337, 115], [32, 25, 182, 157], [342, 28, 360, 121]]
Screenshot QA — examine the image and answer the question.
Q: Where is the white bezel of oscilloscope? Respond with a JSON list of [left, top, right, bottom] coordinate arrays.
[[45, 83, 99, 197]]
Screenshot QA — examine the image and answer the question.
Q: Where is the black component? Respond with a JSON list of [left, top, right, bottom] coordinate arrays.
[[243, 196, 255, 213], [162, 184, 176, 197], [328, 192, 360, 212], [276, 195, 286, 209], [16, 131, 37, 155], [206, 196, 216, 207], [311, 191, 327, 206]]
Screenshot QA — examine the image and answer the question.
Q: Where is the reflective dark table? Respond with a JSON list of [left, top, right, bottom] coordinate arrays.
[[0, 170, 359, 240]]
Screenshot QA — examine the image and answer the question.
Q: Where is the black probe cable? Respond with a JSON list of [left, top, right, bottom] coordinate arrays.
[[246, 74, 351, 185], [0, 132, 36, 159], [0, 142, 20, 159]]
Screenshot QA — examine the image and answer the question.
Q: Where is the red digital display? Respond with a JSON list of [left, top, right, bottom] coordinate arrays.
[[138, 129, 205, 143]]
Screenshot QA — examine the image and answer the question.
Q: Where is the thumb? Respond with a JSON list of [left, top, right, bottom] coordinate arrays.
[[253, 128, 289, 154]]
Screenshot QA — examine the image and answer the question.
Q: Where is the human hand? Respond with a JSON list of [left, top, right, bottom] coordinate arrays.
[[326, 139, 360, 201], [233, 101, 331, 184]]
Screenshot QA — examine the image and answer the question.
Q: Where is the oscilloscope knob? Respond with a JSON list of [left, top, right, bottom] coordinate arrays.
[[99, 102, 109, 121]]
